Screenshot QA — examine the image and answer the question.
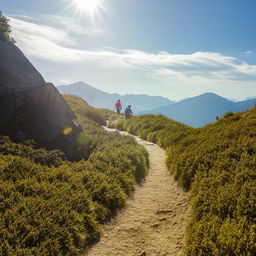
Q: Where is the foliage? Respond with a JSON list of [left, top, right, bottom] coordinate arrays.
[[0, 12, 15, 43], [114, 114, 191, 147], [63, 95, 106, 126], [0, 95, 148, 255], [117, 109, 256, 255], [98, 108, 124, 121], [0, 136, 66, 167]]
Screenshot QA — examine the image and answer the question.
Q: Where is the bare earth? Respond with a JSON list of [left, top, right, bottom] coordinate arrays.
[[85, 130, 189, 256]]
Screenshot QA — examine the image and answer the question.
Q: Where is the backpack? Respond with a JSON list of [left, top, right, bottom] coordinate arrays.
[[125, 107, 130, 115]]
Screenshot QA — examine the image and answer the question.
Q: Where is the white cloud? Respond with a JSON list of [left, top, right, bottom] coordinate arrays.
[[9, 16, 256, 84], [57, 78, 77, 84], [10, 14, 104, 35], [10, 17, 75, 47], [244, 51, 253, 57], [41, 14, 105, 35], [154, 68, 187, 80]]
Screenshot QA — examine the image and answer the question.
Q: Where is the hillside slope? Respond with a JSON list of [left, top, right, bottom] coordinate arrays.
[[57, 81, 173, 112], [117, 108, 256, 255], [138, 93, 256, 127], [0, 95, 149, 255]]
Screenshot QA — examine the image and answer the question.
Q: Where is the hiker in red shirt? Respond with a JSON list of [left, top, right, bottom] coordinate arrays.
[[114, 100, 122, 114]]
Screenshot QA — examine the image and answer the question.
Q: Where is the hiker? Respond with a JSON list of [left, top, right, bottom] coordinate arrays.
[[114, 99, 122, 114], [125, 105, 133, 119]]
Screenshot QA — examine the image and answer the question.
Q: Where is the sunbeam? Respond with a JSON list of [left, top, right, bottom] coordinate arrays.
[[71, 0, 103, 18]]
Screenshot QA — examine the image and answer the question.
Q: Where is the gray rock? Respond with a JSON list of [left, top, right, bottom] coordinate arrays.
[[0, 40, 45, 89], [0, 40, 83, 160]]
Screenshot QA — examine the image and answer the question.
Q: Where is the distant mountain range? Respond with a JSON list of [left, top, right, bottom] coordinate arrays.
[[138, 93, 256, 127], [245, 96, 256, 100], [57, 82, 256, 127], [57, 81, 173, 112]]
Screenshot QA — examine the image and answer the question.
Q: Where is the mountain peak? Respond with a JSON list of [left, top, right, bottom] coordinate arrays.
[[196, 92, 229, 100], [57, 81, 173, 112], [69, 81, 91, 87], [138, 92, 255, 127]]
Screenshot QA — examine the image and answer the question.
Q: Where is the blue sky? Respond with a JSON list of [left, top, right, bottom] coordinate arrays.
[[2, 0, 256, 100]]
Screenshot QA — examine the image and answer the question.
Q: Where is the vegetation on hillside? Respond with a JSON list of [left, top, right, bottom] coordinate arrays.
[[63, 95, 106, 127], [98, 108, 124, 121], [113, 114, 192, 147], [115, 109, 256, 255], [0, 12, 15, 43], [0, 95, 148, 255]]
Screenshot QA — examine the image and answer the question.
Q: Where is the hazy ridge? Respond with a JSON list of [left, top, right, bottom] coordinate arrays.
[[138, 92, 256, 127], [57, 81, 173, 113], [58, 82, 256, 127]]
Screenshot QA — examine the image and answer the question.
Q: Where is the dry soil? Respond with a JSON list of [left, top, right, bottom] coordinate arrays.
[[85, 130, 189, 256]]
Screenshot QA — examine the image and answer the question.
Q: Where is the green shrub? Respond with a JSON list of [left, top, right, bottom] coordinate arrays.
[[63, 95, 106, 126], [113, 119, 126, 130], [98, 108, 124, 121], [0, 95, 149, 255], [0, 136, 66, 167], [0, 12, 15, 43], [118, 108, 256, 255]]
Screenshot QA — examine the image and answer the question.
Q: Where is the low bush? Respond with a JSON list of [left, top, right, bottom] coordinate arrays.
[[117, 109, 256, 255], [115, 114, 191, 148], [0, 136, 66, 167], [63, 95, 106, 126], [98, 108, 124, 121], [0, 95, 149, 255]]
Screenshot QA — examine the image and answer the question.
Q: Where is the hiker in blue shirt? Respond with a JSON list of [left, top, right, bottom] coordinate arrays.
[[125, 105, 133, 119]]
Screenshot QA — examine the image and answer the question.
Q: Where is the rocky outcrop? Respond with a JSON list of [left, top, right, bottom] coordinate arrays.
[[0, 40, 83, 160]]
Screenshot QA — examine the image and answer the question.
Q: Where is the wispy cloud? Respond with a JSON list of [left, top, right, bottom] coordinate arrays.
[[10, 14, 104, 35], [9, 16, 256, 83], [10, 17, 75, 46], [244, 51, 253, 57]]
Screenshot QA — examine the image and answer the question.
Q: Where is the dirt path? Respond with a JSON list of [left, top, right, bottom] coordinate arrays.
[[85, 130, 189, 256]]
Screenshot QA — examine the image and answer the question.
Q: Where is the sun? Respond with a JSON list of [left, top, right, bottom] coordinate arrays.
[[72, 0, 102, 16]]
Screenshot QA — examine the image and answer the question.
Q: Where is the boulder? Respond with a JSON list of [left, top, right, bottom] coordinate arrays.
[[0, 40, 83, 160]]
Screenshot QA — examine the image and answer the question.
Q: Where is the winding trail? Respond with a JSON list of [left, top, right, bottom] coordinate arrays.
[[85, 129, 189, 256]]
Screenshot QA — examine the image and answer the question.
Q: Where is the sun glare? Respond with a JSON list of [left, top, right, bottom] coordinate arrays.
[[72, 0, 102, 16]]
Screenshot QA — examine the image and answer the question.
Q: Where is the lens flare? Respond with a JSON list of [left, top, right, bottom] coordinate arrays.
[[63, 127, 73, 136]]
